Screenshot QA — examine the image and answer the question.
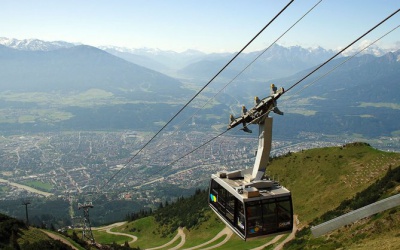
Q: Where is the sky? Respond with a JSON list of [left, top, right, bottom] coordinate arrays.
[[1, 0, 399, 53]]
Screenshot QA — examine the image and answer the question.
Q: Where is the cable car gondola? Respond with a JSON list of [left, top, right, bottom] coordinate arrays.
[[209, 85, 293, 240]]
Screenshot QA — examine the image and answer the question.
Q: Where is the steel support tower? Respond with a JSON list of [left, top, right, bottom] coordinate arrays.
[[78, 202, 95, 245], [22, 200, 31, 226]]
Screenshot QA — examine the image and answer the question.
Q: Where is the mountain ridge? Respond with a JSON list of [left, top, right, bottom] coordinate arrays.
[[0, 44, 188, 97], [1, 36, 394, 81], [0, 37, 76, 51]]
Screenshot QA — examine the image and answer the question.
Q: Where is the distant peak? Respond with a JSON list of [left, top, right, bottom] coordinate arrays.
[[0, 37, 75, 51]]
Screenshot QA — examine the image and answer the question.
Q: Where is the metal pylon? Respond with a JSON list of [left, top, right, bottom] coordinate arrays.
[[78, 202, 95, 245]]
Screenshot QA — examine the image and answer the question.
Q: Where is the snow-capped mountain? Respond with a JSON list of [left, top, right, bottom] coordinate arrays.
[[1, 37, 397, 82], [0, 37, 75, 51], [341, 42, 389, 57]]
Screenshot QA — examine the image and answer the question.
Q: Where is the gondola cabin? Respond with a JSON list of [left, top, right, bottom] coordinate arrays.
[[209, 86, 293, 240], [209, 171, 293, 240]]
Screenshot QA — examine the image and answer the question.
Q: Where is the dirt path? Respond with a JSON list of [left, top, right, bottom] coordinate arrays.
[[168, 228, 186, 250], [41, 230, 79, 250], [93, 221, 126, 231], [185, 226, 233, 250], [250, 235, 284, 250], [273, 215, 299, 250], [95, 221, 138, 245], [146, 227, 185, 250]]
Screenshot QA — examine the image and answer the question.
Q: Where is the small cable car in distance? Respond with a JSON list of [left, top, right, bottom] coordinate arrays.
[[209, 84, 293, 240]]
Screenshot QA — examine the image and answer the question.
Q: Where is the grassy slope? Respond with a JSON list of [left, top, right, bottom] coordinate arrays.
[[17, 227, 53, 245], [43, 230, 87, 250], [335, 209, 400, 250], [113, 216, 174, 249], [181, 211, 225, 248], [284, 161, 400, 249], [266, 143, 400, 224], [91, 230, 132, 245]]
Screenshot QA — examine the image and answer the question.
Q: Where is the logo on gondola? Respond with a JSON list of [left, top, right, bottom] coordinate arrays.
[[210, 194, 217, 202], [278, 221, 291, 228], [249, 227, 260, 234]]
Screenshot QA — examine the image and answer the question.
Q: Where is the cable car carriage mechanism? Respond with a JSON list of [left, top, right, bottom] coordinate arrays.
[[209, 84, 293, 240]]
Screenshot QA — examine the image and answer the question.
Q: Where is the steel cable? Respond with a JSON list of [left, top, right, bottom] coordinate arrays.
[[92, 0, 295, 200], [153, 11, 400, 180]]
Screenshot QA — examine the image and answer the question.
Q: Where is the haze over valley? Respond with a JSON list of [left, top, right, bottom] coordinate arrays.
[[0, 38, 399, 137]]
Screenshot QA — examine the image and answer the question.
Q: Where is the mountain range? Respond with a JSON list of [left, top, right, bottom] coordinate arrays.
[[0, 37, 398, 138], [101, 44, 338, 82], [1, 37, 392, 81], [0, 37, 76, 51]]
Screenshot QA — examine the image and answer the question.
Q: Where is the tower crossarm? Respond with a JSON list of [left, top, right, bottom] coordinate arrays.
[[228, 86, 284, 131]]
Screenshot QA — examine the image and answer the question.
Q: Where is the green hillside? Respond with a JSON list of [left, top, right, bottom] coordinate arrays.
[[267, 142, 400, 223], [285, 159, 400, 249], [0, 213, 74, 249], [85, 142, 399, 249]]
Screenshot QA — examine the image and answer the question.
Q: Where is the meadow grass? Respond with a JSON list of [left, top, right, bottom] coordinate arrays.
[[21, 180, 53, 192], [264, 233, 292, 250], [181, 212, 225, 248], [359, 102, 400, 110], [267, 144, 400, 223], [17, 228, 49, 245], [42, 229, 86, 250], [216, 234, 277, 250], [0, 108, 73, 124], [91, 230, 131, 245], [114, 216, 174, 249]]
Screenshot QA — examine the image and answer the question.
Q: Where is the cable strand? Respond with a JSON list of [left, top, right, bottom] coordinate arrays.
[[96, 6, 399, 199], [156, 15, 400, 177], [156, 0, 323, 151], [94, 0, 295, 197]]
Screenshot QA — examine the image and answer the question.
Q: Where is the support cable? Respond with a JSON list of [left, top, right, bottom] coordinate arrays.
[[97, 7, 399, 198], [106, 15, 400, 193], [156, 12, 400, 176], [154, 0, 323, 152], [104, 108, 272, 193], [93, 0, 295, 199], [160, 108, 272, 176], [111, 0, 321, 187]]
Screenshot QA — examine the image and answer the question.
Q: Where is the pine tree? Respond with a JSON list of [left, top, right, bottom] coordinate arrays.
[[10, 230, 20, 250], [124, 241, 130, 248]]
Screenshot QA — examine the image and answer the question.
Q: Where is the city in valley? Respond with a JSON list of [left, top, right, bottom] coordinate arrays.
[[0, 130, 399, 204]]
